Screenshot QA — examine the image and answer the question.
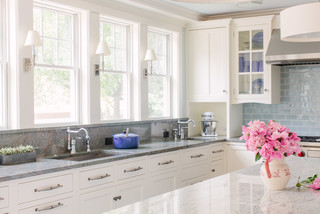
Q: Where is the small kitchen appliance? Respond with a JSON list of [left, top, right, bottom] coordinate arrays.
[[200, 112, 218, 137]]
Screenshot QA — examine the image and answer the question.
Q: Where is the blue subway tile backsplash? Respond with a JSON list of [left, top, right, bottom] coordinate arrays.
[[243, 65, 320, 136]]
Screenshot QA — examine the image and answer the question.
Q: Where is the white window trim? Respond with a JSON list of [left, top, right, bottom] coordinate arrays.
[[99, 17, 132, 122], [33, 3, 81, 127], [147, 28, 173, 119]]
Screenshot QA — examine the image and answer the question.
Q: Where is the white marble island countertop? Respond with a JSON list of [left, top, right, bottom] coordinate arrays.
[[106, 156, 320, 214]]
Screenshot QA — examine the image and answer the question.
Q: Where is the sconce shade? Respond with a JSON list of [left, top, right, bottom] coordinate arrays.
[[281, 2, 320, 42], [96, 41, 111, 55], [24, 30, 42, 46], [144, 49, 157, 61]]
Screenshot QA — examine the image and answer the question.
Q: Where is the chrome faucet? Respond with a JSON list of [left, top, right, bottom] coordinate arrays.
[[67, 127, 91, 153], [177, 119, 196, 139]]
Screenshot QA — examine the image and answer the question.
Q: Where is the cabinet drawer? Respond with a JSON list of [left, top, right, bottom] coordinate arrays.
[[210, 144, 224, 160], [149, 152, 178, 173], [182, 147, 209, 165], [209, 159, 224, 177], [19, 197, 73, 214], [80, 165, 115, 189], [0, 186, 9, 209], [18, 174, 73, 204], [307, 150, 320, 158], [117, 159, 146, 180], [181, 161, 208, 182]]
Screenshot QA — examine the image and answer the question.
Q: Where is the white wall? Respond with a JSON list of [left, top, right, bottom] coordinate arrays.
[[188, 102, 227, 137]]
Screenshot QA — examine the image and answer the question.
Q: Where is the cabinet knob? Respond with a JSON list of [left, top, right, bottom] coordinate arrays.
[[222, 90, 227, 94], [212, 169, 216, 172], [264, 89, 268, 92], [113, 196, 122, 201]]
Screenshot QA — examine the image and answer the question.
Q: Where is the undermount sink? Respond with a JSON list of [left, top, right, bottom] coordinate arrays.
[[46, 150, 128, 162]]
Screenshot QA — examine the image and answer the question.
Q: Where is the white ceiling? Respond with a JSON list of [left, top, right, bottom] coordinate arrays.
[[160, 0, 317, 15]]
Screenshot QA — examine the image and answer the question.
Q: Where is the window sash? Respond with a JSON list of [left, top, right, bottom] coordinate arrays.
[[34, 5, 76, 67], [100, 19, 131, 121], [33, 4, 79, 125], [148, 30, 171, 118]]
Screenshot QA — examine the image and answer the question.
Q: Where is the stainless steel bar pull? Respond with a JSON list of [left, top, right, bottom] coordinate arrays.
[[124, 167, 143, 173], [34, 184, 63, 192], [158, 160, 174, 165], [35, 202, 63, 212], [191, 154, 204, 158], [88, 174, 111, 181]]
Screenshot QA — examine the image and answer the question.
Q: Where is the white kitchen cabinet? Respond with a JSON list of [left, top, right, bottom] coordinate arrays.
[[112, 179, 145, 209], [179, 146, 210, 187], [188, 19, 230, 102], [18, 173, 73, 204], [79, 164, 115, 190], [227, 143, 258, 172], [3, 142, 228, 213], [18, 197, 73, 214], [0, 186, 9, 210], [147, 171, 178, 199], [207, 143, 226, 179], [231, 15, 280, 104], [79, 187, 113, 214], [145, 152, 179, 198]]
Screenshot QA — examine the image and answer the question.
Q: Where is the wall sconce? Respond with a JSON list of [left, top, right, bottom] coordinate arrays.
[[24, 30, 42, 72], [95, 41, 111, 75], [144, 49, 157, 78]]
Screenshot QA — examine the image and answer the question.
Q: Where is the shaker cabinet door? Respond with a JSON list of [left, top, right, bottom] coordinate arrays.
[[188, 27, 228, 102]]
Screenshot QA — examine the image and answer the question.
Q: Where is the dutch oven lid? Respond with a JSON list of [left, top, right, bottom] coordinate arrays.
[[113, 133, 139, 138]]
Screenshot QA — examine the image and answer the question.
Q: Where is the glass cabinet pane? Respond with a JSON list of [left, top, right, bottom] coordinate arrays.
[[252, 30, 263, 50], [239, 75, 250, 94], [252, 74, 264, 94], [239, 31, 250, 51], [239, 53, 250, 73], [252, 52, 264, 72]]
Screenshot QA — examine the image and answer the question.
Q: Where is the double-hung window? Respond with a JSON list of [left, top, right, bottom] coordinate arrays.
[[148, 30, 171, 118], [33, 4, 78, 125], [0, 0, 7, 129], [100, 18, 130, 121]]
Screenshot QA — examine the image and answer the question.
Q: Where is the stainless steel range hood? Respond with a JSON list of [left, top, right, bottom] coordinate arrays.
[[265, 29, 320, 65]]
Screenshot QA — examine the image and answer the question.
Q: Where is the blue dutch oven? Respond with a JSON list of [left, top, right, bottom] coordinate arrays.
[[113, 133, 139, 149]]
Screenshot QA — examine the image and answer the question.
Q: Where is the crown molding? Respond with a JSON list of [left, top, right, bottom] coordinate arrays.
[[203, 7, 284, 20], [114, 0, 202, 21]]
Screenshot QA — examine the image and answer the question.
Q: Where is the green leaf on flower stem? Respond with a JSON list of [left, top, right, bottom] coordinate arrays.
[[257, 147, 262, 149], [274, 147, 278, 151], [255, 153, 261, 162], [284, 153, 287, 157]]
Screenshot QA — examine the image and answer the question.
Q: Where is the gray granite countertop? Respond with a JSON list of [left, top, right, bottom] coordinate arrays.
[[106, 156, 320, 214], [0, 136, 226, 182], [227, 137, 245, 143]]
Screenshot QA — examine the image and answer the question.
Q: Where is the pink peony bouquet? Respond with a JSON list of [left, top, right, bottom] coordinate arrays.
[[240, 120, 301, 178]]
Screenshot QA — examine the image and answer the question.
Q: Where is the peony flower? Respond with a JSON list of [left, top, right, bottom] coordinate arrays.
[[310, 178, 320, 190], [241, 120, 301, 163]]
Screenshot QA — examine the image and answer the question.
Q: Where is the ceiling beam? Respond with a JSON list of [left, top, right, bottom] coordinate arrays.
[[114, 0, 202, 21]]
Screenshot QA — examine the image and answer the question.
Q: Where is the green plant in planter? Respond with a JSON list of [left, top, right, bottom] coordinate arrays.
[[0, 145, 34, 156]]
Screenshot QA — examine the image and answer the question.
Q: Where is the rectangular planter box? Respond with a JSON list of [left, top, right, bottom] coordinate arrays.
[[0, 152, 36, 165]]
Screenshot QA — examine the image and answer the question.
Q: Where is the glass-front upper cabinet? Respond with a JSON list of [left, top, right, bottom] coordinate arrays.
[[231, 16, 280, 104], [238, 29, 264, 95]]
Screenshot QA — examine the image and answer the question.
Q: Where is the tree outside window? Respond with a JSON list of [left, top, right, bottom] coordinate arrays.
[[148, 31, 170, 118], [100, 20, 129, 121], [33, 5, 77, 124]]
